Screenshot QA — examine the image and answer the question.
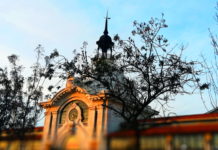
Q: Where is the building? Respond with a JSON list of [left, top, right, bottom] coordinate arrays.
[[1, 111, 218, 150], [108, 113, 218, 150], [0, 127, 43, 150], [39, 76, 123, 150]]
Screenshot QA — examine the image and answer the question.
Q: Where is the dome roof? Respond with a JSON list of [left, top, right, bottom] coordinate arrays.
[[97, 34, 113, 52]]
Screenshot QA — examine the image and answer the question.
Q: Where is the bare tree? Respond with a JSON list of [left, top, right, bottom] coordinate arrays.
[[200, 3, 218, 110], [47, 15, 204, 127]]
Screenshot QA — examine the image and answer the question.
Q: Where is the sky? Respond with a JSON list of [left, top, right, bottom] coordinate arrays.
[[0, 0, 217, 119]]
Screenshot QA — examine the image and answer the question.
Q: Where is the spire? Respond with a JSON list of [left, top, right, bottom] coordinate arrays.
[[103, 11, 109, 35]]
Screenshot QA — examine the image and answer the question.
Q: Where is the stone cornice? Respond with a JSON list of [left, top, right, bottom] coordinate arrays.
[[39, 100, 52, 108], [40, 86, 107, 108]]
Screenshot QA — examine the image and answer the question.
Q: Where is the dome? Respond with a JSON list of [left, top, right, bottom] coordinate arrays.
[[96, 34, 114, 53]]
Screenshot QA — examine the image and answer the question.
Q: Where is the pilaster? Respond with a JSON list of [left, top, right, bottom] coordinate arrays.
[[51, 111, 58, 142], [42, 111, 52, 150], [96, 105, 103, 138], [204, 133, 212, 150], [165, 135, 172, 150]]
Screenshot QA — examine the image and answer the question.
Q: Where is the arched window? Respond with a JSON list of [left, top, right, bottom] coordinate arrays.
[[59, 100, 88, 125]]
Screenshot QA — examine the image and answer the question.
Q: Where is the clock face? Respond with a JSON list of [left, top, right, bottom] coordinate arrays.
[[69, 109, 78, 121]]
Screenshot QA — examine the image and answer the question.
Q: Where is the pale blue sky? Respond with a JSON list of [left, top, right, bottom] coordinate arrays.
[[0, 0, 217, 117]]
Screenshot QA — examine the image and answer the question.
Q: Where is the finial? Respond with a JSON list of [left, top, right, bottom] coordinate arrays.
[[66, 73, 74, 89]]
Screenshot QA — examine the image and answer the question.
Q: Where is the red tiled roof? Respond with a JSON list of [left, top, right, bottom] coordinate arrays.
[[109, 113, 218, 137], [139, 113, 218, 123], [34, 126, 43, 131]]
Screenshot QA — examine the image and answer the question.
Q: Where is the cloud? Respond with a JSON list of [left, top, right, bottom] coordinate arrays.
[[0, 0, 99, 51]]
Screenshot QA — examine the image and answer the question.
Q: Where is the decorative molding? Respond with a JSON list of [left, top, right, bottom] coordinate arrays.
[[40, 86, 107, 109], [51, 111, 58, 115], [44, 111, 50, 116]]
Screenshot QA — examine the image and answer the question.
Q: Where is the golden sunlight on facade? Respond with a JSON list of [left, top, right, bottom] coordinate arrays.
[[1, 76, 218, 150], [39, 76, 123, 150]]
